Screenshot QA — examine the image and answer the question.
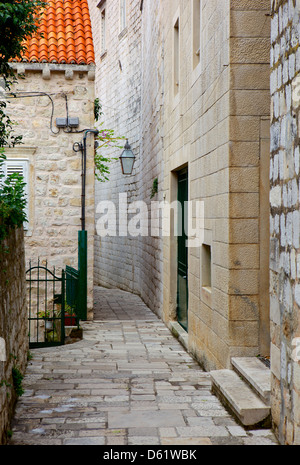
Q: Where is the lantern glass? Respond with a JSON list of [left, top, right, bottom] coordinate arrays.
[[120, 140, 135, 175]]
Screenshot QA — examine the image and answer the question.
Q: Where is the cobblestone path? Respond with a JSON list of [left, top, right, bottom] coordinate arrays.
[[8, 287, 278, 446]]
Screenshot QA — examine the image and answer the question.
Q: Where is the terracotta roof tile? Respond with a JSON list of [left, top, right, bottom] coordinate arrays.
[[14, 0, 95, 65]]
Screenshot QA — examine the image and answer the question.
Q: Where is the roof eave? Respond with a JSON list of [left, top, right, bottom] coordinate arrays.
[[9, 62, 96, 81]]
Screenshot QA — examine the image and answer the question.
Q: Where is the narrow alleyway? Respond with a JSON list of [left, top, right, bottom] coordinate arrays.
[[8, 287, 278, 446]]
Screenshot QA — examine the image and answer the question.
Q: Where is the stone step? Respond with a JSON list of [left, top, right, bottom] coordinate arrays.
[[231, 357, 271, 405], [210, 369, 271, 428]]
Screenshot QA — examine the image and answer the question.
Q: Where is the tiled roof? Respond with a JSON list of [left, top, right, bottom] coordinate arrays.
[[14, 0, 95, 65]]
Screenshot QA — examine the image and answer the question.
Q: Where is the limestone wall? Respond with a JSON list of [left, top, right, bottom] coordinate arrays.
[[228, 0, 271, 361], [88, 0, 142, 295], [162, 0, 230, 370], [0, 228, 28, 444], [5, 64, 95, 319], [88, 0, 164, 317], [270, 0, 300, 445], [138, 0, 164, 316], [161, 0, 270, 371]]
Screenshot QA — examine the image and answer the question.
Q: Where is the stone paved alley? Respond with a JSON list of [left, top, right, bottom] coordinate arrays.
[[8, 287, 278, 446]]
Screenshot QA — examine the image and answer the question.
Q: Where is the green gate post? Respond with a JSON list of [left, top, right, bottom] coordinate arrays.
[[61, 269, 66, 345], [78, 230, 88, 320]]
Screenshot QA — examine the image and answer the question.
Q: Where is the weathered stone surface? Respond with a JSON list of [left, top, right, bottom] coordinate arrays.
[[210, 369, 270, 427], [270, 0, 300, 445], [231, 357, 271, 404], [0, 227, 28, 444], [108, 410, 185, 429], [8, 287, 278, 445]]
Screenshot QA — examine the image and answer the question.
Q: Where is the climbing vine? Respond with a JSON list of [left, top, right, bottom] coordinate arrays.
[[94, 127, 125, 182], [94, 100, 125, 182]]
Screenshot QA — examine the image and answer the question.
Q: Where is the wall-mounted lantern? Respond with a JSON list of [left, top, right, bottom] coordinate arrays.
[[120, 139, 135, 175]]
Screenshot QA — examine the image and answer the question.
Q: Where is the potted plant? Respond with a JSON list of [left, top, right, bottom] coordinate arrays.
[[64, 304, 77, 326], [38, 310, 55, 330]]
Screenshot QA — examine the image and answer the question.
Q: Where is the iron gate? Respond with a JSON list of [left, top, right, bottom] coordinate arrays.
[[27, 261, 66, 348], [27, 260, 82, 348]]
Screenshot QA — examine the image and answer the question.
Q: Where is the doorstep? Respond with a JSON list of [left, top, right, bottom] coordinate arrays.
[[168, 321, 188, 351], [210, 357, 271, 429]]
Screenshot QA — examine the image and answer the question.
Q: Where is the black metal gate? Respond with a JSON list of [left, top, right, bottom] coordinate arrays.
[[27, 259, 82, 348], [27, 261, 66, 348]]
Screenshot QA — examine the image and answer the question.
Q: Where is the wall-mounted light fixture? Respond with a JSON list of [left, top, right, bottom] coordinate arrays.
[[119, 139, 135, 175]]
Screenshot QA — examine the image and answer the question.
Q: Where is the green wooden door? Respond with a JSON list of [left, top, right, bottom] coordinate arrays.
[[177, 169, 188, 332]]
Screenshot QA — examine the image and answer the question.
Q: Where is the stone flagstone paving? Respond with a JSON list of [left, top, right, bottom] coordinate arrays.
[[8, 287, 278, 445]]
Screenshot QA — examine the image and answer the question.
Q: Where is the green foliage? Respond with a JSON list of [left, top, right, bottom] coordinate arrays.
[[37, 309, 53, 319], [0, 97, 23, 147], [0, 0, 46, 146], [150, 178, 158, 199], [12, 366, 24, 397], [94, 98, 103, 122], [0, 0, 46, 75], [0, 378, 12, 389], [0, 150, 28, 242], [95, 124, 125, 182], [0, 2, 42, 244]]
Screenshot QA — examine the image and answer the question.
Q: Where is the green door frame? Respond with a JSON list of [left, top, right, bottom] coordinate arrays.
[[177, 168, 188, 332]]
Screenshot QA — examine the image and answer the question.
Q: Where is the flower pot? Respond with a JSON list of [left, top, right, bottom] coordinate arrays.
[[64, 314, 77, 326], [45, 319, 53, 330]]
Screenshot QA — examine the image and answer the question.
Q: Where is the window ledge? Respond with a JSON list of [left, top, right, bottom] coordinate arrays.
[[172, 91, 180, 110], [118, 27, 128, 41], [201, 286, 212, 308], [202, 286, 211, 294], [100, 50, 107, 60], [3, 146, 37, 157]]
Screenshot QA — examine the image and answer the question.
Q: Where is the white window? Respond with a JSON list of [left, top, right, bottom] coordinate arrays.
[[120, 0, 127, 32], [201, 244, 212, 291], [97, 0, 107, 54], [174, 18, 180, 95], [1, 159, 29, 230], [101, 7, 106, 53]]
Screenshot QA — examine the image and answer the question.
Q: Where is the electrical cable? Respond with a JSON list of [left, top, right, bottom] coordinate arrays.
[[63, 93, 73, 134], [3, 90, 101, 136], [3, 91, 60, 134]]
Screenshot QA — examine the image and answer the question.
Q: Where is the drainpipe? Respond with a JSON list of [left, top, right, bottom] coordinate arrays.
[[73, 129, 99, 320], [81, 129, 99, 231]]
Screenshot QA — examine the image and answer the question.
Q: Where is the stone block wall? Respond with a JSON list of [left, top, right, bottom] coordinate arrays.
[[228, 0, 271, 360], [88, 0, 164, 317], [0, 227, 28, 444], [162, 0, 232, 370], [161, 0, 270, 371], [5, 64, 95, 319], [89, 0, 142, 295], [270, 0, 300, 445], [138, 0, 164, 316]]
